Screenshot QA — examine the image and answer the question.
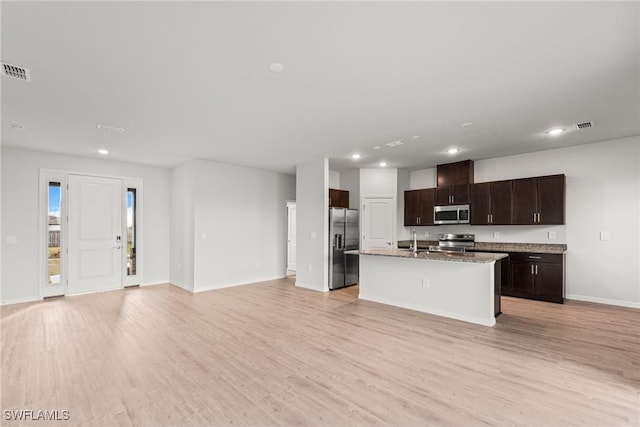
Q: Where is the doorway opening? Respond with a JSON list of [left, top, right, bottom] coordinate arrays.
[[40, 170, 143, 298], [286, 201, 296, 277]]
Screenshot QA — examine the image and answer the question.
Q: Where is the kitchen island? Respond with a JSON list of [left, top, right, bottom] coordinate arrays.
[[356, 248, 508, 327]]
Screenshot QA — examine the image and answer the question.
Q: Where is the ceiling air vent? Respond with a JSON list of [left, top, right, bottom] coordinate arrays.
[[575, 121, 594, 130], [1, 62, 31, 82], [385, 140, 405, 147], [97, 124, 125, 134]]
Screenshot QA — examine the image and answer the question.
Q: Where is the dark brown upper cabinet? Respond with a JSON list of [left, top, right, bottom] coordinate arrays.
[[437, 160, 474, 187], [329, 188, 349, 208], [435, 184, 471, 206], [436, 160, 473, 206], [404, 188, 435, 226], [471, 180, 513, 225], [512, 175, 565, 225]]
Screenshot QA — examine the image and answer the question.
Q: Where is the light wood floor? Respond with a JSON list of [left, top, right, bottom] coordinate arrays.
[[2, 278, 639, 426]]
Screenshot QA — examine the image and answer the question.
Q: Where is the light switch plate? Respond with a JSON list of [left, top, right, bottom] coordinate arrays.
[[310, 231, 317, 239], [6, 236, 17, 244], [600, 232, 610, 241]]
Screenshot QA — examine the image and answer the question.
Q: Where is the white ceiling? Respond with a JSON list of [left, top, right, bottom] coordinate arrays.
[[2, 1, 638, 174]]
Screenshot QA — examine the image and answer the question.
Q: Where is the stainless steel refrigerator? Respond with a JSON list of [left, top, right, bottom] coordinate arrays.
[[329, 208, 359, 290]]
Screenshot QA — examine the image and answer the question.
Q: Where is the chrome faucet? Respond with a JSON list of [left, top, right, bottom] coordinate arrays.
[[412, 228, 418, 254]]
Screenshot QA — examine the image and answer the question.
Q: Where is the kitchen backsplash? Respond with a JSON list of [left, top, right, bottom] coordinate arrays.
[[400, 225, 566, 244]]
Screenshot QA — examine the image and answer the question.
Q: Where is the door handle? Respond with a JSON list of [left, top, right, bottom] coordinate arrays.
[[114, 246, 121, 249]]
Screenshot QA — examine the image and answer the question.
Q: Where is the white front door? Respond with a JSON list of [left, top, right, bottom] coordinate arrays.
[[362, 197, 395, 249], [287, 204, 297, 271], [67, 175, 123, 295]]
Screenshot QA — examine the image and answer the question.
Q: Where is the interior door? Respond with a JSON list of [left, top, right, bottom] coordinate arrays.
[[361, 197, 394, 249], [67, 175, 123, 295], [287, 204, 297, 272]]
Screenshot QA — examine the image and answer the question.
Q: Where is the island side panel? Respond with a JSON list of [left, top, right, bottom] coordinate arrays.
[[359, 255, 497, 327]]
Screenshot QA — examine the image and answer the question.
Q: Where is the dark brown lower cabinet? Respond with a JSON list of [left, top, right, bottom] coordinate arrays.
[[508, 252, 564, 303], [480, 250, 564, 304]]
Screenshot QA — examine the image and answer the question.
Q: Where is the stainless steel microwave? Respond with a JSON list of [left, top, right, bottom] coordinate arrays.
[[434, 204, 470, 225]]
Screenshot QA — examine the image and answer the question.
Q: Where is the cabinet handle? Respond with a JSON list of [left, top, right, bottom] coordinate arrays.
[[490, 214, 493, 223], [528, 256, 541, 259], [487, 214, 490, 224], [451, 195, 454, 204], [537, 213, 541, 223], [531, 265, 534, 275], [418, 217, 421, 225], [535, 265, 538, 275], [533, 213, 536, 223]]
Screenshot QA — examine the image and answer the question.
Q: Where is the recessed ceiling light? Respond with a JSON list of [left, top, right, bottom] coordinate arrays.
[[412, 135, 421, 140], [11, 123, 24, 131], [462, 122, 473, 127], [98, 148, 109, 155], [379, 161, 388, 167], [269, 63, 284, 73], [447, 148, 459, 155], [373, 146, 381, 150], [546, 128, 565, 136], [351, 153, 361, 160]]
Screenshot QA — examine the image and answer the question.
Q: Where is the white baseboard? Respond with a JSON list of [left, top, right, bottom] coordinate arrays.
[[1, 295, 42, 306], [359, 293, 496, 327], [193, 275, 286, 293], [294, 281, 329, 292], [566, 294, 640, 309], [168, 282, 193, 292], [140, 282, 169, 287]]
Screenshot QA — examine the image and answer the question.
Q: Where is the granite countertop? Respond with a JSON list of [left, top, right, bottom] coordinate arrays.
[[358, 248, 508, 263], [397, 240, 567, 254]]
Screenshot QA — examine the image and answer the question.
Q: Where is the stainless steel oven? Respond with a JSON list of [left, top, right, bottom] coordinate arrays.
[[434, 204, 470, 225]]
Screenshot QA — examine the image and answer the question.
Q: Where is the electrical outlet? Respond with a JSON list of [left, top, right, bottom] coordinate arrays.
[[307, 264, 313, 272], [310, 232, 317, 239], [600, 232, 610, 241], [548, 231, 556, 240], [424, 232, 429, 239], [422, 277, 430, 289], [493, 231, 500, 239], [177, 263, 182, 271]]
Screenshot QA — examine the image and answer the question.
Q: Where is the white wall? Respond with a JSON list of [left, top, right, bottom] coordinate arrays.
[[406, 137, 640, 307], [169, 162, 196, 291], [295, 158, 329, 291], [340, 169, 360, 210], [329, 170, 340, 189], [397, 169, 410, 241], [360, 168, 398, 198], [1, 147, 171, 304], [191, 159, 295, 291]]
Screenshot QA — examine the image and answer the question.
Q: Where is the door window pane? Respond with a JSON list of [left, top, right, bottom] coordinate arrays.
[[48, 182, 61, 284], [127, 188, 137, 276]]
